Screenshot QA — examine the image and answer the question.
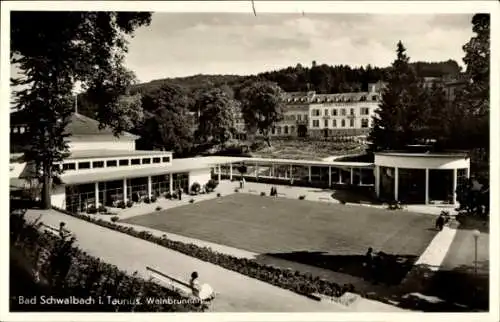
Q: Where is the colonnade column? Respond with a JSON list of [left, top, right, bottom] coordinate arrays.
[[217, 164, 221, 182], [123, 178, 127, 203], [308, 166, 312, 183], [328, 166, 332, 187], [452, 168, 458, 205], [147, 176, 152, 199], [359, 168, 363, 185], [95, 182, 99, 208], [169, 173, 173, 193], [350, 168, 354, 185], [229, 163, 233, 181], [289, 164, 293, 183], [255, 163, 259, 179], [375, 166, 380, 197], [394, 167, 399, 201], [339, 169, 343, 184], [271, 163, 275, 177], [425, 168, 429, 205]]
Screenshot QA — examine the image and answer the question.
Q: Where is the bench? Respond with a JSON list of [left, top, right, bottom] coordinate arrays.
[[146, 266, 216, 301], [40, 223, 73, 238]]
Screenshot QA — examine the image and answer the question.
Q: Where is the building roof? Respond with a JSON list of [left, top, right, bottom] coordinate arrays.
[[199, 156, 374, 168], [10, 111, 139, 139], [375, 151, 469, 158], [60, 158, 220, 185], [282, 91, 381, 105]]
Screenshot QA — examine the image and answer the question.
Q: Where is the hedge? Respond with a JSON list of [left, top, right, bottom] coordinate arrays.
[[53, 206, 354, 300], [10, 211, 205, 312]]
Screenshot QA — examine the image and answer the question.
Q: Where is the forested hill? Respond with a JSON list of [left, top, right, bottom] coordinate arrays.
[[133, 59, 462, 95]]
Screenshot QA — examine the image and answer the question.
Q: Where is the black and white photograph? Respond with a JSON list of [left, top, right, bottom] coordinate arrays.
[[2, 1, 498, 321]]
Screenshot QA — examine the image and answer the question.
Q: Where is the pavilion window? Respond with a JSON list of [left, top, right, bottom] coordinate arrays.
[[63, 163, 76, 171], [142, 158, 151, 164], [106, 160, 117, 167], [131, 158, 141, 165], [153, 157, 161, 164], [119, 159, 129, 166], [78, 161, 91, 169], [92, 161, 104, 168], [162, 156, 170, 163]]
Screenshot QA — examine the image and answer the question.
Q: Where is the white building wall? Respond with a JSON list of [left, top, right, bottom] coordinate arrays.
[[69, 139, 135, 151], [375, 154, 470, 169], [51, 185, 66, 209], [188, 168, 212, 188]]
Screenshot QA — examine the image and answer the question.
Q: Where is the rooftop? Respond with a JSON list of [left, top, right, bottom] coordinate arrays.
[[10, 112, 139, 139]]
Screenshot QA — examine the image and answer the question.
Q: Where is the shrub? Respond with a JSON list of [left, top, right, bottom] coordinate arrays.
[[126, 200, 133, 208], [117, 201, 126, 209], [165, 192, 172, 199], [260, 192, 266, 196], [155, 206, 162, 211], [206, 179, 218, 192], [151, 195, 157, 203], [98, 205, 107, 213], [189, 199, 195, 204], [87, 205, 97, 214], [216, 193, 221, 197], [299, 195, 306, 200], [190, 182, 201, 195], [234, 188, 239, 193], [111, 216, 119, 222], [144, 197, 151, 204]]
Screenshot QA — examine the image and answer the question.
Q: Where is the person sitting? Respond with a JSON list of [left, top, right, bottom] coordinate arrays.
[[189, 271, 202, 297]]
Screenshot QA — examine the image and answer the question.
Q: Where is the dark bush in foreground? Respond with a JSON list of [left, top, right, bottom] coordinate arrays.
[[111, 216, 119, 222], [299, 195, 306, 200], [126, 200, 133, 208], [52, 207, 353, 300], [155, 206, 162, 211], [10, 211, 205, 312], [260, 192, 266, 196]]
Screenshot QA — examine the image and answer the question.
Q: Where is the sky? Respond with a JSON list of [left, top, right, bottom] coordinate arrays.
[[124, 13, 475, 83]]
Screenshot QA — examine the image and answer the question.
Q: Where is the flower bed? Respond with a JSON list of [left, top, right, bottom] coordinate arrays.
[[11, 211, 205, 312], [53, 207, 354, 300]]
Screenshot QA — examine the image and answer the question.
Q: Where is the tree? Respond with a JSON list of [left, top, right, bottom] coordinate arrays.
[[237, 164, 248, 177], [239, 81, 284, 147], [368, 41, 427, 152], [138, 84, 193, 155], [11, 11, 152, 209], [452, 14, 490, 152], [424, 83, 449, 147], [196, 88, 239, 146]]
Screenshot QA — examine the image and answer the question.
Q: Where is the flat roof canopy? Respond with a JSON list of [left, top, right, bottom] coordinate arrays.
[[202, 156, 374, 168]]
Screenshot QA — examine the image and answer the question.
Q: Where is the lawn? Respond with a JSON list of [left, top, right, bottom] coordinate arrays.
[[123, 193, 437, 283]]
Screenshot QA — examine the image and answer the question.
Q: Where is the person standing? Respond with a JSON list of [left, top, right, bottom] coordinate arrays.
[[435, 214, 445, 231], [363, 247, 374, 281], [178, 186, 182, 200]]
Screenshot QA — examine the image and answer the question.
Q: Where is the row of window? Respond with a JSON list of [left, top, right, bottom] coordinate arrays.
[[311, 107, 371, 117], [312, 118, 371, 128], [283, 114, 309, 121], [272, 125, 296, 135], [59, 156, 171, 171], [285, 95, 378, 103]]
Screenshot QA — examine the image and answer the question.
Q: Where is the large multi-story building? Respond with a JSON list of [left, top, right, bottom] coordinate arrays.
[[271, 82, 385, 138]]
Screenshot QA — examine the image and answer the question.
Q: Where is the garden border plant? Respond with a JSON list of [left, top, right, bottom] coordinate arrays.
[[53, 206, 356, 301], [10, 211, 205, 312]]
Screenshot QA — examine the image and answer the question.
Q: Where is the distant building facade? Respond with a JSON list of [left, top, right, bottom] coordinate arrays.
[[270, 82, 385, 138]]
